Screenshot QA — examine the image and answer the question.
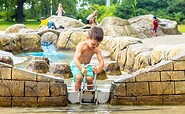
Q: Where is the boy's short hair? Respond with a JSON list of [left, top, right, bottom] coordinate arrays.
[[40, 17, 45, 21], [153, 15, 157, 19], [88, 26, 104, 42]]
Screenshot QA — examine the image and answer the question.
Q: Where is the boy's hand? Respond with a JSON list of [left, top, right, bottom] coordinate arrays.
[[81, 67, 87, 75], [92, 67, 101, 74]]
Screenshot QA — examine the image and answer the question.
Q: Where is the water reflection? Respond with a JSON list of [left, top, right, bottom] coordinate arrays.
[[0, 104, 184, 114]]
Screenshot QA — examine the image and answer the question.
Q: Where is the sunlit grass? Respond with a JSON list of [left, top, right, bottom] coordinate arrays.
[[178, 25, 185, 33], [0, 20, 39, 31]]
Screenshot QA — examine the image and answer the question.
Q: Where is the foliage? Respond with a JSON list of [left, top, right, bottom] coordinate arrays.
[[0, 0, 185, 24], [76, 4, 116, 23]]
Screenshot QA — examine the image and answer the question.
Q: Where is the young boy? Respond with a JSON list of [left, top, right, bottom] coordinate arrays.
[[36, 17, 57, 31], [70, 26, 104, 91], [150, 15, 158, 37]]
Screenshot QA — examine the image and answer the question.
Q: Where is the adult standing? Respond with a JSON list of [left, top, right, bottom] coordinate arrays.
[[56, 3, 66, 16]]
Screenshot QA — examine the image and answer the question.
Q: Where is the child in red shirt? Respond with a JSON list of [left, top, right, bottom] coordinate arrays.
[[150, 15, 158, 37]]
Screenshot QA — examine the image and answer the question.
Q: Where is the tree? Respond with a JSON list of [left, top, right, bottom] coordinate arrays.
[[16, 0, 26, 23]]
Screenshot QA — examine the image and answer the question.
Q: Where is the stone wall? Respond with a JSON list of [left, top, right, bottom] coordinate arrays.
[[0, 62, 68, 107], [110, 53, 185, 105]]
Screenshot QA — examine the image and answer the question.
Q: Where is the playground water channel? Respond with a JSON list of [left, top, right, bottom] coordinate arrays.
[[10, 44, 185, 114]]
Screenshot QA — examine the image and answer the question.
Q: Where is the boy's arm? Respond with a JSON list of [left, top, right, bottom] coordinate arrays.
[[36, 21, 43, 31], [36, 26, 41, 31], [94, 49, 104, 73]]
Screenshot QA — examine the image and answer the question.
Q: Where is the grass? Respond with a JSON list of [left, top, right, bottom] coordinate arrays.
[[0, 20, 39, 31], [178, 25, 185, 33], [0, 20, 185, 33]]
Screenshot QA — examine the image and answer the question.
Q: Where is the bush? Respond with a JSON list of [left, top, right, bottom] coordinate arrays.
[[0, 11, 14, 21]]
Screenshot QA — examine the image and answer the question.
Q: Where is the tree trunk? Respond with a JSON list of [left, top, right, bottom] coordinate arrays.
[[16, 0, 25, 23]]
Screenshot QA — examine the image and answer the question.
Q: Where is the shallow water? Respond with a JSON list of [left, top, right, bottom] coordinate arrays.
[[15, 51, 74, 68], [1, 104, 185, 114]]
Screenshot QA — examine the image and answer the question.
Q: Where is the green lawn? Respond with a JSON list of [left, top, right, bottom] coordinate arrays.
[[178, 25, 185, 33], [0, 20, 39, 31], [0, 20, 185, 33]]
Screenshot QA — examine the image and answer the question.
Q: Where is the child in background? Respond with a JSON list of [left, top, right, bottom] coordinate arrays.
[[36, 17, 57, 31], [150, 15, 158, 37], [56, 3, 66, 16], [70, 26, 104, 91], [86, 11, 98, 25]]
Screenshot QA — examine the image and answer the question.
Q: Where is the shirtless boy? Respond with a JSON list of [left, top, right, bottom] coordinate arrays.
[[70, 26, 104, 91]]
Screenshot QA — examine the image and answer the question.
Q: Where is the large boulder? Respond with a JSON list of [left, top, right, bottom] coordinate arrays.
[[99, 17, 140, 38], [128, 14, 165, 38], [48, 15, 85, 29], [128, 14, 181, 38], [5, 24, 36, 34], [56, 31, 88, 50], [159, 18, 181, 35], [5, 24, 26, 34]]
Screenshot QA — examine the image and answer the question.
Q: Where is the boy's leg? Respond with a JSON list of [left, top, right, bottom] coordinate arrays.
[[154, 30, 157, 37], [86, 76, 94, 90], [48, 21, 57, 30], [51, 21, 57, 30], [75, 74, 83, 91], [48, 22, 52, 29]]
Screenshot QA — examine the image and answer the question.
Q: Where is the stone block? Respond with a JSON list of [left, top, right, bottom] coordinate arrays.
[[32, 56, 50, 65], [161, 71, 185, 81], [37, 73, 51, 82], [25, 81, 38, 96], [12, 68, 36, 81], [49, 63, 72, 79], [149, 81, 174, 95], [111, 83, 126, 97], [171, 53, 185, 61], [0, 56, 13, 65], [38, 97, 68, 107], [0, 97, 11, 106], [0, 80, 11, 96], [174, 61, 185, 70], [0, 66, 12, 79], [97, 70, 108, 80], [110, 96, 136, 105], [12, 97, 37, 107], [19, 81, 50, 97], [37, 73, 64, 82], [127, 82, 149, 96], [0, 62, 13, 68], [136, 96, 163, 105], [113, 74, 135, 83], [50, 82, 67, 96], [135, 72, 160, 82], [175, 81, 185, 94], [149, 61, 173, 71], [36, 82, 50, 97], [104, 61, 122, 75], [163, 95, 185, 105], [28, 60, 49, 73], [10, 81, 24, 96]]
